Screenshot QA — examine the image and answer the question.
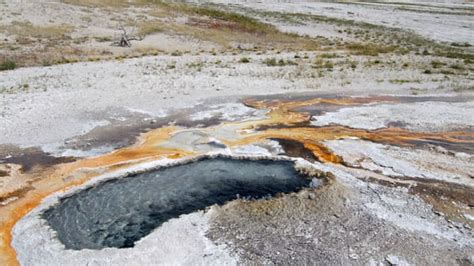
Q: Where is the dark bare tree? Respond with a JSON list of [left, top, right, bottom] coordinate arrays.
[[112, 24, 142, 47]]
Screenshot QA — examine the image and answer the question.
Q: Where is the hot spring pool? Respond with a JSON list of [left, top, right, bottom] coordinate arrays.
[[42, 157, 313, 250]]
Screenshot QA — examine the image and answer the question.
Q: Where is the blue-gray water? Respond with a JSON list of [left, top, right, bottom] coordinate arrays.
[[42, 157, 311, 250]]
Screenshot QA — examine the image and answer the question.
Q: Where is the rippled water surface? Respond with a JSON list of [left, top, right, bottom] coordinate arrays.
[[43, 157, 311, 249]]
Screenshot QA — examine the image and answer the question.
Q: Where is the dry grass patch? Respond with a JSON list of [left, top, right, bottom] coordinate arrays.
[[312, 58, 334, 70], [346, 43, 398, 56], [2, 21, 73, 40], [2, 1, 325, 68], [136, 21, 164, 37], [61, 0, 135, 8], [168, 22, 320, 51]]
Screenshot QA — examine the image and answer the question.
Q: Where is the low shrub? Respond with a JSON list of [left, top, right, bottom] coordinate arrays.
[[0, 60, 16, 71]]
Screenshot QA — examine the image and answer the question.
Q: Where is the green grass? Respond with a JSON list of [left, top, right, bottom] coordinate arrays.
[[42, 60, 52, 66], [453, 84, 474, 92], [94, 36, 113, 42], [263, 57, 277, 66], [170, 51, 182, 56], [431, 48, 474, 61], [312, 58, 333, 70], [263, 57, 297, 67], [449, 63, 466, 70], [186, 61, 204, 70], [239, 57, 250, 63], [440, 69, 455, 75], [0, 60, 16, 71], [430, 60, 445, 69], [389, 79, 420, 84], [349, 61, 357, 69], [451, 42, 471, 48]]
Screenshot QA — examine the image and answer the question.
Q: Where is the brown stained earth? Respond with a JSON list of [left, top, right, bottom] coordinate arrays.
[[0, 145, 76, 172], [0, 95, 473, 265], [271, 138, 318, 162], [353, 169, 474, 228]]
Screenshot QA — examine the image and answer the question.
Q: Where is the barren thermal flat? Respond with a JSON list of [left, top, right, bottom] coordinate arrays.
[[0, 0, 473, 265], [204, 0, 474, 44]]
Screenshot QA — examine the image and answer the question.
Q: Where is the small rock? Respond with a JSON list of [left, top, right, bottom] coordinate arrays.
[[386, 255, 410, 266], [349, 253, 360, 260], [434, 145, 449, 154], [460, 255, 474, 265], [454, 152, 471, 160]]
